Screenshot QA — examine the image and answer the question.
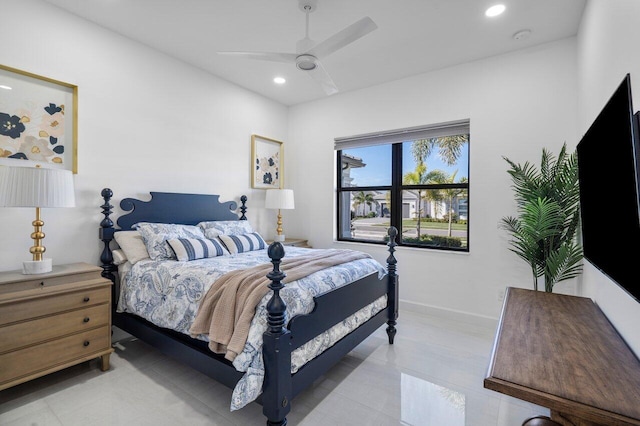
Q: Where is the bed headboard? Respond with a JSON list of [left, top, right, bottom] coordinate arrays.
[[98, 188, 248, 284], [117, 191, 247, 230]]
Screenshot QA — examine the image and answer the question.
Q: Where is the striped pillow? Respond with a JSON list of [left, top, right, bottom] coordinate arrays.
[[167, 238, 229, 261], [219, 232, 267, 254]]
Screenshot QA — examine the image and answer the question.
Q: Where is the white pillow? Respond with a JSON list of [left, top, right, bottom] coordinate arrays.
[[167, 237, 229, 261], [134, 222, 206, 260], [197, 220, 254, 239], [219, 232, 267, 254], [113, 231, 150, 265], [112, 249, 128, 266]]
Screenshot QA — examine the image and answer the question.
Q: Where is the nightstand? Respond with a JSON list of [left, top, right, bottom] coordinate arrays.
[[267, 238, 311, 248], [0, 262, 114, 391]]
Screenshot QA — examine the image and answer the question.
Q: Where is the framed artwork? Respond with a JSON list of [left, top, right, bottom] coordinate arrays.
[[0, 64, 78, 173], [251, 134, 283, 189]]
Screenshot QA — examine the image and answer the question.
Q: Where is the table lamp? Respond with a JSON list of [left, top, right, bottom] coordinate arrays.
[[0, 165, 76, 274], [265, 189, 295, 242]]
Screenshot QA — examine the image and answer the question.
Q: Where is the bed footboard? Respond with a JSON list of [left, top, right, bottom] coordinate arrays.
[[261, 227, 399, 426]]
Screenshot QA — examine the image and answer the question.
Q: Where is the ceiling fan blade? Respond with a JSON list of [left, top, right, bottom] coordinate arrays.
[[307, 60, 339, 96], [307, 16, 377, 59], [217, 51, 297, 64]]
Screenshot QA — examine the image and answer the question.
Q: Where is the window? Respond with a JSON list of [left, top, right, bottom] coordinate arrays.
[[336, 120, 470, 251]]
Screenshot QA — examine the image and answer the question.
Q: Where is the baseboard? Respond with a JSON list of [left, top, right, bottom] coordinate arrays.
[[399, 299, 498, 330]]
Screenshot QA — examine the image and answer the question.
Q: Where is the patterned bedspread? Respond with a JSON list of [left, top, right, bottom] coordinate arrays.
[[117, 246, 387, 410]]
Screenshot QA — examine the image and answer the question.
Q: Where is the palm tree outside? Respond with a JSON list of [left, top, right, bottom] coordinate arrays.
[[403, 165, 447, 237], [352, 191, 377, 217], [406, 135, 469, 239], [429, 170, 468, 237], [411, 135, 468, 167]]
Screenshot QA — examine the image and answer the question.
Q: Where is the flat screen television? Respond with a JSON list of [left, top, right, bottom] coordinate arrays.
[[576, 73, 640, 302]]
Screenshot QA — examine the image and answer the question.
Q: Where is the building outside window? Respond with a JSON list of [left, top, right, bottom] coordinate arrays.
[[336, 120, 470, 251]]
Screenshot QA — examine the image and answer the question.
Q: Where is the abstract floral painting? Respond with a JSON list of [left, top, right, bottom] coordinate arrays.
[[251, 134, 283, 189], [0, 65, 77, 172]]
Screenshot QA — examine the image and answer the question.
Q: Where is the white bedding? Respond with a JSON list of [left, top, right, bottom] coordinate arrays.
[[117, 246, 387, 410]]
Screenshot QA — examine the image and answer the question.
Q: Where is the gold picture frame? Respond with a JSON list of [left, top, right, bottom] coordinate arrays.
[[0, 64, 78, 173], [251, 134, 283, 189]]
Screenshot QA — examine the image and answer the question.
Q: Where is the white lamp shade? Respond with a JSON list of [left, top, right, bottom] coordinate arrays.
[[265, 189, 295, 210], [0, 166, 75, 208]]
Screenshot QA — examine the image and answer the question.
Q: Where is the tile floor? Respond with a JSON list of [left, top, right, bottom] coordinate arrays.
[[0, 311, 548, 425]]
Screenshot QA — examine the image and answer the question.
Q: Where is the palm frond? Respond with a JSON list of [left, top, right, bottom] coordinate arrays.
[[544, 241, 584, 290]]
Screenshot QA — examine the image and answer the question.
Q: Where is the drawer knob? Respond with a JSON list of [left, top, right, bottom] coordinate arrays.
[[83, 317, 90, 323], [40, 281, 44, 286], [83, 341, 90, 347], [83, 296, 90, 302]]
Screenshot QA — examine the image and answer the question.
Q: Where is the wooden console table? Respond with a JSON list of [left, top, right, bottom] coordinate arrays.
[[484, 287, 640, 426]]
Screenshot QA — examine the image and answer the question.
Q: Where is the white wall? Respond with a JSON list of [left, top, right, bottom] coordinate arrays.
[[0, 0, 288, 272], [577, 0, 640, 355], [287, 39, 579, 321]]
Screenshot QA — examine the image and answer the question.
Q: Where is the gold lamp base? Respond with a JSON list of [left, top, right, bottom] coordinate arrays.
[[22, 207, 52, 274], [274, 208, 286, 242]]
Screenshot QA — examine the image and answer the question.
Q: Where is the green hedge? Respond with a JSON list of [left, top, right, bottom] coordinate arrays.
[[401, 234, 463, 248]]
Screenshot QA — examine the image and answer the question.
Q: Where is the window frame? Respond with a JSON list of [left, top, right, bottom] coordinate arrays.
[[336, 130, 470, 252]]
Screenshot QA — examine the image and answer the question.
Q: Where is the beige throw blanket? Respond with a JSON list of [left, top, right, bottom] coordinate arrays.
[[189, 249, 370, 361]]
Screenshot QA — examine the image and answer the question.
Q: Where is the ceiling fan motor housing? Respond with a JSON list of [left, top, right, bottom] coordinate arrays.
[[296, 54, 318, 71], [298, 0, 318, 13]]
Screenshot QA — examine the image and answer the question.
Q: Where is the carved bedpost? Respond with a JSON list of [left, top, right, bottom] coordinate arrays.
[[262, 242, 292, 426], [386, 226, 399, 344], [99, 188, 117, 286], [239, 195, 248, 220]]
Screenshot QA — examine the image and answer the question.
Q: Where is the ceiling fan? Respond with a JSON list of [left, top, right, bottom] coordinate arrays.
[[217, 0, 377, 96]]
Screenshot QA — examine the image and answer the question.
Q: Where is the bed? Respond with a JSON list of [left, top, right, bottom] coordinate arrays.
[[98, 189, 399, 425]]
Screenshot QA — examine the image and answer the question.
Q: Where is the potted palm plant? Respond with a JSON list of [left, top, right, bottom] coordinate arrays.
[[500, 142, 583, 292]]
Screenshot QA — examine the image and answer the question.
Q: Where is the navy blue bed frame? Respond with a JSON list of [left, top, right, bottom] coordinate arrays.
[[98, 189, 399, 426]]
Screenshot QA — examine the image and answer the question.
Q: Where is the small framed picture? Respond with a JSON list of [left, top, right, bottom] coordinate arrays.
[[251, 134, 283, 189], [0, 64, 78, 173]]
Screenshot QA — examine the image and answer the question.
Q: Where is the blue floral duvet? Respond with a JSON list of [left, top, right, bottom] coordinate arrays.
[[117, 246, 387, 410]]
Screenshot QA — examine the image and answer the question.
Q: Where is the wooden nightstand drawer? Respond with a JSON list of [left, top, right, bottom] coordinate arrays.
[[0, 325, 110, 386], [0, 286, 110, 326], [0, 304, 109, 353], [0, 269, 107, 296]]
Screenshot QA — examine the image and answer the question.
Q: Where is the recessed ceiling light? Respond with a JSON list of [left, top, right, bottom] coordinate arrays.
[[485, 4, 506, 17], [0, 85, 11, 90], [273, 77, 286, 85]]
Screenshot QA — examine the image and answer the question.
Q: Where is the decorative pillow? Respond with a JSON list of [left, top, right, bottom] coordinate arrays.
[[167, 237, 229, 261], [134, 222, 206, 260], [113, 230, 150, 265], [198, 220, 254, 239], [112, 249, 128, 266], [219, 232, 267, 254]]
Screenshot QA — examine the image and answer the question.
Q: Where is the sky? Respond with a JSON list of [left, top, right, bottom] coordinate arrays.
[[343, 141, 469, 187]]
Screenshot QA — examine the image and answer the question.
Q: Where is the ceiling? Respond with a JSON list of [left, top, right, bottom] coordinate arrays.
[[42, 0, 586, 106]]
